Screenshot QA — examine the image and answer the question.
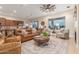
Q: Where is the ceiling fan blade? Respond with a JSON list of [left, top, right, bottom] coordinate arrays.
[[42, 5, 46, 7], [40, 4, 56, 12], [50, 5, 55, 8]]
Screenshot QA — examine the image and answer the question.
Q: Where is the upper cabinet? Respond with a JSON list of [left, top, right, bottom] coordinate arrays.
[[0, 17, 24, 26]]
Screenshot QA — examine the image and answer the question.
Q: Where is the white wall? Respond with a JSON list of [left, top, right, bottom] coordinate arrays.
[[76, 5, 79, 48]]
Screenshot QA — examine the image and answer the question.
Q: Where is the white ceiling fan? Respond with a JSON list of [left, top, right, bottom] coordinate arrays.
[[40, 4, 56, 12]]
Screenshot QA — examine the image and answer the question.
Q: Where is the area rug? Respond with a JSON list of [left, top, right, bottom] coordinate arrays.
[[21, 36, 68, 54]]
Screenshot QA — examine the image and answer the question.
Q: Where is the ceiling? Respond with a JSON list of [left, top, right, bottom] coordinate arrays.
[[0, 4, 75, 20]]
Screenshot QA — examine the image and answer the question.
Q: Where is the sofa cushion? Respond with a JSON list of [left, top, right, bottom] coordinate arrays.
[[0, 42, 21, 53], [0, 38, 5, 45], [5, 36, 21, 43]]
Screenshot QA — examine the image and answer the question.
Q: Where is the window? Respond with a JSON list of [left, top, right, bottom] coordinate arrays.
[[32, 21, 39, 28], [48, 17, 65, 29]]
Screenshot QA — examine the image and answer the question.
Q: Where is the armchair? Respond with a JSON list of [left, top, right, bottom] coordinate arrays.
[[0, 36, 21, 54], [56, 29, 69, 39]]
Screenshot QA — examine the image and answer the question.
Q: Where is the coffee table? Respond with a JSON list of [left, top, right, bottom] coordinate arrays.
[[33, 36, 49, 46]]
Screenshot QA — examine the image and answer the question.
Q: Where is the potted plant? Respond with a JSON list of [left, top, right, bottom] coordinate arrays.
[[41, 32, 49, 40]]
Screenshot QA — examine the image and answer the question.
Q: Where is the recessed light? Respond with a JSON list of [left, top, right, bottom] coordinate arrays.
[[13, 10, 16, 13], [0, 6, 2, 9]]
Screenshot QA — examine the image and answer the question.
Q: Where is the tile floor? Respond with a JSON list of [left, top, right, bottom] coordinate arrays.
[[21, 36, 70, 54]]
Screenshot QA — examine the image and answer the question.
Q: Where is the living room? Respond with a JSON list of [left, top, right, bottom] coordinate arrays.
[[21, 4, 78, 53], [0, 4, 78, 54]]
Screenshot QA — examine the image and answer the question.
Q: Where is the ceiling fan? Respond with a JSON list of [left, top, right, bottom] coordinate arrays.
[[40, 4, 56, 12]]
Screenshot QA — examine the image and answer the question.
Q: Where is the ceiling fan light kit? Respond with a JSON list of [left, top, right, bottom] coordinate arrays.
[[40, 4, 56, 12]]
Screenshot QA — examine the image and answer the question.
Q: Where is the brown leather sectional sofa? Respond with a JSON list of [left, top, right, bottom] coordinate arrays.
[[21, 29, 43, 42], [15, 28, 42, 43], [21, 32, 39, 42]]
